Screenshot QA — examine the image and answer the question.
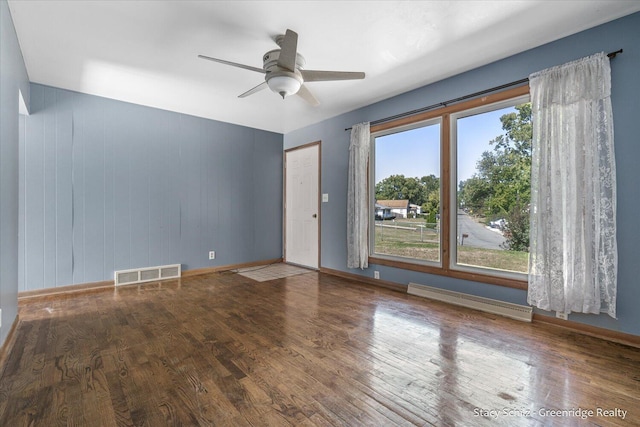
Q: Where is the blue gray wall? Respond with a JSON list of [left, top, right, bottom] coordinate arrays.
[[285, 12, 640, 337], [1, 0, 30, 345], [19, 84, 283, 291]]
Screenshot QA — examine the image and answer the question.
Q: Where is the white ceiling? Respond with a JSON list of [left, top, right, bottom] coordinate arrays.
[[8, 1, 640, 134]]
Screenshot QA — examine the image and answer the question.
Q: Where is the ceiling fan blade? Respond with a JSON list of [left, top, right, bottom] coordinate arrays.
[[198, 55, 265, 74], [296, 84, 320, 107], [277, 29, 298, 72], [301, 70, 365, 82], [238, 81, 268, 98]]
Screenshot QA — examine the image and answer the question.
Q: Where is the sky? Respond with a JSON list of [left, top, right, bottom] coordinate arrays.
[[374, 105, 517, 186]]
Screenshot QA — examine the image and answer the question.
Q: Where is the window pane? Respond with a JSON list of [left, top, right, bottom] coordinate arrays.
[[373, 121, 441, 263], [455, 102, 531, 274]]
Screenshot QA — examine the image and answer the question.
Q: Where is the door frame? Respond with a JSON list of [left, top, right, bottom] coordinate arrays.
[[283, 141, 321, 269]]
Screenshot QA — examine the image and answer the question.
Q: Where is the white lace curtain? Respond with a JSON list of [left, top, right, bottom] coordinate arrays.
[[347, 122, 371, 269], [528, 52, 617, 318]]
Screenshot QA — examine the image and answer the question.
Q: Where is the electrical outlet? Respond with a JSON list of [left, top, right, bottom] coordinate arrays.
[[556, 311, 568, 320], [209, 251, 216, 260], [374, 271, 380, 279]]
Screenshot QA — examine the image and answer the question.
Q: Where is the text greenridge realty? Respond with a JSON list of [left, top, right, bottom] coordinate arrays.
[[473, 407, 628, 420]]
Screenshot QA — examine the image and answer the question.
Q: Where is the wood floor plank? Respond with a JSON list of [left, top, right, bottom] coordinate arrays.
[[3, 270, 640, 426]]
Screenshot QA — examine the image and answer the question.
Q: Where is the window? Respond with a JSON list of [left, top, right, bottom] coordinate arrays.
[[369, 85, 530, 289], [452, 95, 531, 277], [372, 119, 441, 264]]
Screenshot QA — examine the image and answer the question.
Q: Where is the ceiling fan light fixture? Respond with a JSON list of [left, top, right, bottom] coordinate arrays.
[[199, 29, 365, 105], [267, 74, 302, 99]]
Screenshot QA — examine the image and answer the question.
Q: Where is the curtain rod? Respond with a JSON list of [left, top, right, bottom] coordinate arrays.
[[345, 49, 623, 131]]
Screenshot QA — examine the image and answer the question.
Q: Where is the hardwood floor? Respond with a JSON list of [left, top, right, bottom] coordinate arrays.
[[1, 270, 639, 426]]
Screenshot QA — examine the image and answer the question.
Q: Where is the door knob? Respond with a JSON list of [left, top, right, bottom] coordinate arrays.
[[312, 214, 317, 218]]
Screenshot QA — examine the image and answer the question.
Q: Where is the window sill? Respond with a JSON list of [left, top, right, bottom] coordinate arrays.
[[369, 256, 528, 290]]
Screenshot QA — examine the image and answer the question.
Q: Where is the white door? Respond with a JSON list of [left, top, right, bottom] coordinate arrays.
[[285, 143, 319, 268]]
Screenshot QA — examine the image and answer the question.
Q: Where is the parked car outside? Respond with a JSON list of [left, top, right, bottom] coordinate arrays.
[[489, 218, 507, 229], [375, 211, 396, 220]]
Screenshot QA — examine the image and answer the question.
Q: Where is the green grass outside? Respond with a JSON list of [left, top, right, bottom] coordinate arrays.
[[374, 219, 528, 273], [457, 245, 528, 273], [374, 219, 440, 262]]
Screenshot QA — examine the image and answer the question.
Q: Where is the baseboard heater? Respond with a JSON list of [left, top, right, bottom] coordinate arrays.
[[407, 282, 533, 322], [115, 264, 181, 286]]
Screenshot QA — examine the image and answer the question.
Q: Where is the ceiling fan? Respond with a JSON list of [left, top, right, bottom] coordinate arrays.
[[198, 29, 365, 106]]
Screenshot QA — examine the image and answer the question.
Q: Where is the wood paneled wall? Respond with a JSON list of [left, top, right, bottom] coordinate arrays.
[[18, 84, 283, 291]]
